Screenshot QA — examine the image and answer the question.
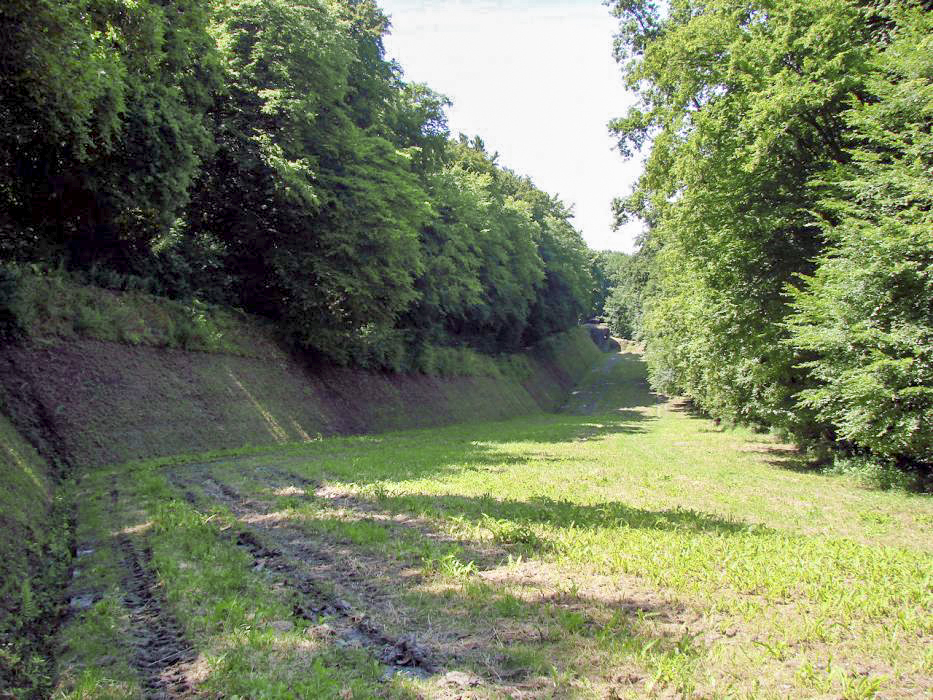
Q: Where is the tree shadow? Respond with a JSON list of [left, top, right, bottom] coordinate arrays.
[[484, 409, 656, 445], [667, 398, 708, 419], [173, 468, 709, 697], [194, 404, 658, 491], [346, 490, 754, 538], [764, 451, 815, 473], [395, 576, 704, 696]]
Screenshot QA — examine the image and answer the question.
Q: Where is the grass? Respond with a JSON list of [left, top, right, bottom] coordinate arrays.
[[53, 350, 932, 698], [2, 264, 281, 358], [1, 263, 601, 383], [0, 413, 69, 697]]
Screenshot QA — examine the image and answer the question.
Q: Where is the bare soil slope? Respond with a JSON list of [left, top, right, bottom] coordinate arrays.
[[0, 329, 600, 470]]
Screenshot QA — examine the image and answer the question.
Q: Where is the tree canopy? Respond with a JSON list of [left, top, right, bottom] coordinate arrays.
[[1, 0, 595, 369], [606, 0, 932, 476]]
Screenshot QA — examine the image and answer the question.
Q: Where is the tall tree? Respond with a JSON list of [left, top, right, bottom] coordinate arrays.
[[787, 7, 933, 469], [608, 0, 873, 437], [189, 0, 426, 362], [0, 0, 220, 268]]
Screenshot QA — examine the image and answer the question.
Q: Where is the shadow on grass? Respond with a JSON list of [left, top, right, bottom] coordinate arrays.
[[764, 453, 817, 474], [171, 472, 707, 697], [666, 398, 711, 421], [352, 491, 753, 538], [197, 406, 659, 490], [492, 409, 655, 444], [394, 579, 703, 695]]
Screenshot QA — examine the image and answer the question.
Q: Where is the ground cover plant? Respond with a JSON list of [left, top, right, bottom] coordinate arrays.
[[0, 414, 69, 696], [55, 351, 933, 699]]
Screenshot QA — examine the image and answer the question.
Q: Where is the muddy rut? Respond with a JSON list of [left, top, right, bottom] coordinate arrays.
[[70, 485, 199, 699], [116, 533, 197, 697], [166, 466, 438, 679]]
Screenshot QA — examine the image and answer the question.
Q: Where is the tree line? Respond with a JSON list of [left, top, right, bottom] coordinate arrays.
[[604, 0, 932, 479], [0, 0, 594, 369]]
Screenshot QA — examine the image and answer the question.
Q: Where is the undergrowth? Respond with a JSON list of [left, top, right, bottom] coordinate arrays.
[[0, 263, 598, 383], [1, 263, 278, 359], [0, 414, 72, 698]]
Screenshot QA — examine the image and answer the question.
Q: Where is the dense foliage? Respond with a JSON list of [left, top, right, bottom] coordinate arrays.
[[0, 0, 593, 368], [787, 8, 933, 468], [606, 0, 932, 475], [600, 249, 652, 339], [588, 250, 629, 320]]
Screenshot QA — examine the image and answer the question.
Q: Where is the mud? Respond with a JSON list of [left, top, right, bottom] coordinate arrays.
[[165, 468, 437, 678], [231, 527, 434, 677], [116, 534, 196, 698]]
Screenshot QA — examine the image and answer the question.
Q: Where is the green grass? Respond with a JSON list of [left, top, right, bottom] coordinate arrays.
[[2, 265, 281, 358], [2, 264, 601, 383], [0, 413, 69, 697], [54, 351, 933, 698]]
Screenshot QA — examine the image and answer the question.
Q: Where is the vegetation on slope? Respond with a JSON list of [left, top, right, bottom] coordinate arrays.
[[0, 265, 279, 358], [0, 287, 599, 697], [55, 352, 933, 699], [0, 414, 69, 696], [602, 0, 932, 480], [0, 0, 595, 369]]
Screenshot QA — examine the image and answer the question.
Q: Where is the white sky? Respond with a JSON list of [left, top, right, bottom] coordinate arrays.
[[379, 0, 643, 253]]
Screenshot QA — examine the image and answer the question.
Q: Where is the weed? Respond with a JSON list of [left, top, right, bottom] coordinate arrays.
[[481, 513, 543, 548], [499, 644, 555, 678], [418, 548, 478, 580], [492, 593, 526, 618], [840, 673, 886, 700], [554, 608, 588, 635]]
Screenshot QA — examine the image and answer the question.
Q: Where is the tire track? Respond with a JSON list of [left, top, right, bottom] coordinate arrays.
[[165, 467, 436, 678], [111, 485, 197, 698]]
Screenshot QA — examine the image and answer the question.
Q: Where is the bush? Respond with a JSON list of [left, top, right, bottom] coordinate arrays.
[[825, 455, 927, 493], [0, 265, 23, 336]]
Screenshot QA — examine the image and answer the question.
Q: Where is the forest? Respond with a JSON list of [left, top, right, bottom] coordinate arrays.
[[602, 0, 932, 484], [0, 0, 594, 371]]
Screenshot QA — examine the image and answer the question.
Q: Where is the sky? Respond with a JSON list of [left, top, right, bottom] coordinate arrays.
[[379, 0, 644, 253]]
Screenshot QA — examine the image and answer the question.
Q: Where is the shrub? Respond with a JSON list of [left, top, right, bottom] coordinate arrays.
[[0, 265, 23, 335]]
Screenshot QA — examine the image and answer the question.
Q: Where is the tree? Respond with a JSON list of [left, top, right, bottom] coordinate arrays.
[[588, 250, 629, 319], [603, 249, 651, 339], [0, 0, 220, 268], [608, 0, 874, 435], [189, 0, 425, 362], [498, 171, 593, 343], [787, 7, 933, 469]]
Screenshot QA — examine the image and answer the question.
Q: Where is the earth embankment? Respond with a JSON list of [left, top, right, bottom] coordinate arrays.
[[0, 328, 602, 470]]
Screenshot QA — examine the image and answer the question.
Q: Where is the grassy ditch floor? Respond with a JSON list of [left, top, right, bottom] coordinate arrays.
[[55, 351, 932, 699]]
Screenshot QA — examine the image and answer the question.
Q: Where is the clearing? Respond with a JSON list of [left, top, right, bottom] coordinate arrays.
[[58, 349, 932, 699]]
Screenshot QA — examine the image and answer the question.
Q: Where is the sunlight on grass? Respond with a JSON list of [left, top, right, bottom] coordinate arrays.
[[59, 351, 932, 698]]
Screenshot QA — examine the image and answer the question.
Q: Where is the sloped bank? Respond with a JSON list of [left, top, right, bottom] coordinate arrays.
[[0, 282, 602, 693], [0, 327, 600, 471], [0, 411, 70, 694]]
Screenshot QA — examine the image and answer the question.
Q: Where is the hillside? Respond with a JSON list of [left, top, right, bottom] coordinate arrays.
[[0, 284, 603, 695], [0, 285, 600, 470]]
